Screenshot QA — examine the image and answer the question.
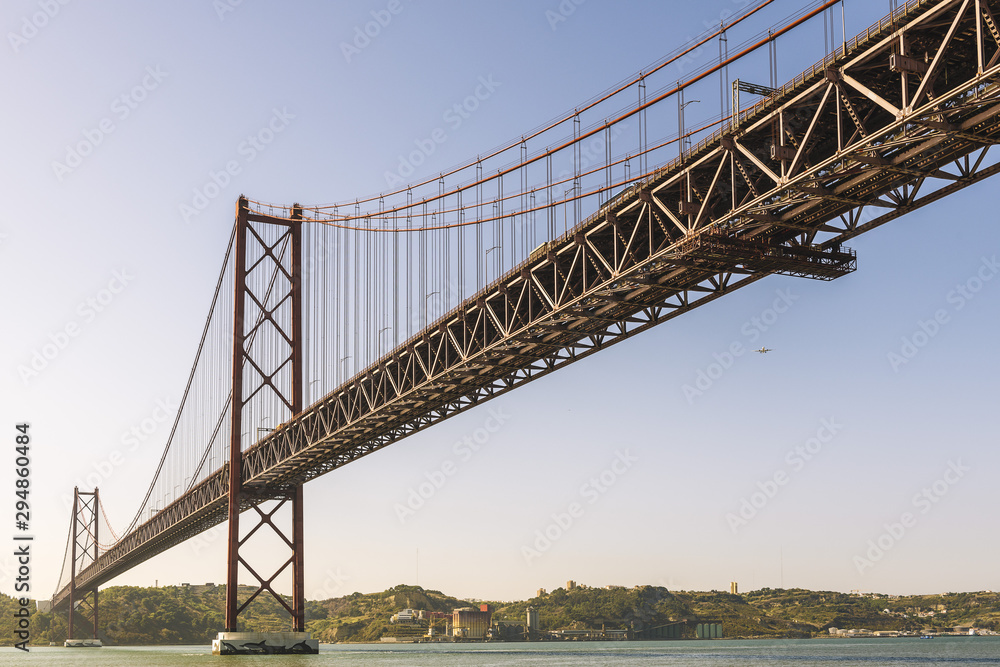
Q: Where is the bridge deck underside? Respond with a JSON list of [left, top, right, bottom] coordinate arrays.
[[54, 0, 1000, 610]]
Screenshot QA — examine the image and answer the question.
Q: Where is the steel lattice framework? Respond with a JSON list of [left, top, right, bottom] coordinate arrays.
[[67, 488, 100, 640], [53, 0, 1000, 612], [224, 202, 306, 632]]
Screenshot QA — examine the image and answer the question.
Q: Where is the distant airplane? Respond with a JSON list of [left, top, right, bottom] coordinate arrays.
[[756, 347, 773, 354]]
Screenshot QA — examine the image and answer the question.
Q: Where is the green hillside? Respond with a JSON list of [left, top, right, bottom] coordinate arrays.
[[6, 584, 998, 645], [307, 584, 471, 643]]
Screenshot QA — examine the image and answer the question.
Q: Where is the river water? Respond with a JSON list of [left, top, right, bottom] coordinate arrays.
[[10, 637, 1000, 665]]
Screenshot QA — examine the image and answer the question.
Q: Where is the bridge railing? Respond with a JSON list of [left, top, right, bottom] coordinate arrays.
[[685, 0, 935, 167]]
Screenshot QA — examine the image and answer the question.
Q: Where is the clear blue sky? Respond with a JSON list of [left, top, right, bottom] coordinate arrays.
[[2, 0, 998, 605]]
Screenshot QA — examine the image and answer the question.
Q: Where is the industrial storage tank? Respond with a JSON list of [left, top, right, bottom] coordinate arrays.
[[452, 607, 492, 640], [527, 607, 539, 634]]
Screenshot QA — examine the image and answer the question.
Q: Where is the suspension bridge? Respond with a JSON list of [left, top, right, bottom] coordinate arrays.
[[51, 0, 1000, 653]]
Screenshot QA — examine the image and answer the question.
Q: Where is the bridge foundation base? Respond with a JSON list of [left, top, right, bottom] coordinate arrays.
[[64, 639, 102, 648], [212, 631, 319, 655]]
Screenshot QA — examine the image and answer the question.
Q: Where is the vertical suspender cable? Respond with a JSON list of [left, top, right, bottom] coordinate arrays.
[[476, 162, 483, 292]]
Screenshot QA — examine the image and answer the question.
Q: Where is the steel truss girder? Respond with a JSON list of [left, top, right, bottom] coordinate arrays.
[[52, 0, 1000, 609]]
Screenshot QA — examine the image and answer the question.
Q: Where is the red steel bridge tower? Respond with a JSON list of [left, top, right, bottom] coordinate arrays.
[[213, 198, 317, 655], [66, 488, 102, 647]]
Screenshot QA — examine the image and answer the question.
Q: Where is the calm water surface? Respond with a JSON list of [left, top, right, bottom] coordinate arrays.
[[10, 637, 1000, 665]]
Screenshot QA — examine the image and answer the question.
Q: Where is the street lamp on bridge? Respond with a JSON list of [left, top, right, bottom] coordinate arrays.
[[378, 326, 392, 355], [484, 246, 500, 285], [678, 88, 700, 160], [339, 355, 352, 385]]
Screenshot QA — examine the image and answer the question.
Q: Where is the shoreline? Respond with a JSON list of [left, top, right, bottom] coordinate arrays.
[[16, 634, 999, 648]]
